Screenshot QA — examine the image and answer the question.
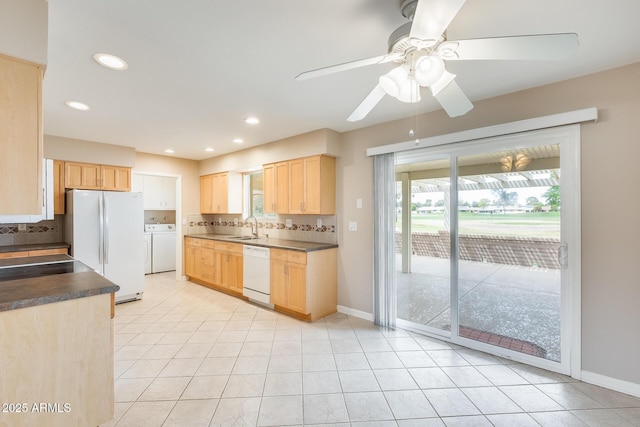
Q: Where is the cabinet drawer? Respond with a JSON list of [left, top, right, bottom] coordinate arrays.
[[227, 243, 243, 255], [185, 237, 201, 247], [287, 250, 307, 265], [201, 240, 215, 249], [0, 251, 29, 259], [270, 248, 288, 262]]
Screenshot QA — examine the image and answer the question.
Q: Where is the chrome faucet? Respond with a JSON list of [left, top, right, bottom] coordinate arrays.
[[245, 215, 259, 238]]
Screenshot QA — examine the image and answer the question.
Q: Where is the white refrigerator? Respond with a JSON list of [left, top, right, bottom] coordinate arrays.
[[65, 189, 145, 303]]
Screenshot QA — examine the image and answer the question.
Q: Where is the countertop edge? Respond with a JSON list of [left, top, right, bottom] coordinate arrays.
[[185, 234, 338, 252], [0, 284, 119, 312], [0, 258, 120, 313]]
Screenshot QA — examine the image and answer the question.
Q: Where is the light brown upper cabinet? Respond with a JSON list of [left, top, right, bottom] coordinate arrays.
[[0, 54, 43, 215], [263, 155, 335, 215], [200, 172, 242, 214], [289, 155, 335, 215], [101, 165, 132, 192], [64, 162, 131, 192], [263, 161, 290, 214]]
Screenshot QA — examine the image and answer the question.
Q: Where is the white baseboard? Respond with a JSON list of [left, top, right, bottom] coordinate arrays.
[[581, 370, 640, 398], [337, 305, 374, 322]]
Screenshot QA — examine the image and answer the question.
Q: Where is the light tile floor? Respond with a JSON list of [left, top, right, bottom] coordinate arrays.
[[103, 272, 640, 426]]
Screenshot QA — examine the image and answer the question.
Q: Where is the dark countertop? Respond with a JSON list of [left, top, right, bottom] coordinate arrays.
[[185, 233, 338, 252], [0, 242, 70, 253], [0, 255, 120, 312]]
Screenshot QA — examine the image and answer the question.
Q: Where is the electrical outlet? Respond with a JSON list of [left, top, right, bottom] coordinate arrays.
[[316, 218, 322, 228], [357, 198, 363, 209], [18, 224, 26, 231], [348, 221, 357, 232], [285, 219, 292, 228], [233, 218, 238, 225]]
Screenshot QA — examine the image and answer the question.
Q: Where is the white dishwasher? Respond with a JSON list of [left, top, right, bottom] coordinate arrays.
[[243, 245, 271, 306], [145, 224, 176, 273]]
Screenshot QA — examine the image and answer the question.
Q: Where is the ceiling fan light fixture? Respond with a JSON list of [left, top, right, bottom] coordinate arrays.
[[396, 78, 421, 103], [414, 55, 445, 87], [379, 65, 408, 98]]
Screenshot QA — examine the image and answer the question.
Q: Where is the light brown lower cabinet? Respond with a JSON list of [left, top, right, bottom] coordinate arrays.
[[184, 237, 337, 321], [213, 242, 243, 293], [270, 248, 337, 321], [185, 237, 242, 296], [0, 293, 114, 427]]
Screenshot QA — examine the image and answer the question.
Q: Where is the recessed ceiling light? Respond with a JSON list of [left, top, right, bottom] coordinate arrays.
[[93, 53, 129, 70], [65, 101, 90, 111], [164, 149, 175, 154], [204, 147, 215, 152], [244, 117, 259, 125], [233, 138, 244, 144]]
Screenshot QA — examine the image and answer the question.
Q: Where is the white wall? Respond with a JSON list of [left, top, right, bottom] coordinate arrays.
[[0, 0, 47, 65]]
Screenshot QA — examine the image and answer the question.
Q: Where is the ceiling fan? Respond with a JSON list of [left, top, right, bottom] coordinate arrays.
[[296, 0, 578, 121]]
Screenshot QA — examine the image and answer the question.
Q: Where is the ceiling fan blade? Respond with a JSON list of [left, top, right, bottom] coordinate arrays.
[[441, 33, 579, 60], [296, 53, 402, 81], [347, 84, 386, 122], [431, 79, 473, 117], [410, 0, 466, 42]]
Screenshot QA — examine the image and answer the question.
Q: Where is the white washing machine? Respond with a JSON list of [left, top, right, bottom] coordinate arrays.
[[145, 224, 176, 273]]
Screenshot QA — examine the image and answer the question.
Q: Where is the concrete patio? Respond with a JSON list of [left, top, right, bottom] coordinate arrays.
[[396, 254, 561, 361]]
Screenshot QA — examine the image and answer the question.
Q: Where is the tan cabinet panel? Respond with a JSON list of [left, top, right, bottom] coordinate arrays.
[[64, 162, 131, 191], [200, 247, 214, 282], [269, 155, 335, 215], [200, 175, 213, 213], [65, 162, 101, 190], [263, 164, 275, 214], [227, 252, 243, 293], [275, 162, 290, 214], [101, 166, 131, 192], [288, 158, 305, 214], [287, 263, 307, 313], [270, 258, 288, 307], [263, 161, 290, 214], [0, 54, 43, 215]]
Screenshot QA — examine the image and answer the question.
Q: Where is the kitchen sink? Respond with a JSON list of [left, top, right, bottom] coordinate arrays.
[[228, 236, 260, 241]]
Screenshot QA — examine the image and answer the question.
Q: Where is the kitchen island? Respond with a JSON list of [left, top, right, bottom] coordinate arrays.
[[0, 255, 118, 427]]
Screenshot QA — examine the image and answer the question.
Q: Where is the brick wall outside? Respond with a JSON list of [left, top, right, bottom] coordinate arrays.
[[396, 231, 561, 269]]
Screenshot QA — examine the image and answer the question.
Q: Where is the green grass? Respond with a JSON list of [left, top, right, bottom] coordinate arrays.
[[397, 211, 560, 237]]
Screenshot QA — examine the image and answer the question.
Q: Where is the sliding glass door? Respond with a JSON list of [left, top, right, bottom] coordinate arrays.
[[396, 158, 451, 334], [395, 126, 579, 374]]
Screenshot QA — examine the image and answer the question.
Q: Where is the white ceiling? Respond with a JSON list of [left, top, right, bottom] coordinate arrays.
[[43, 0, 640, 160]]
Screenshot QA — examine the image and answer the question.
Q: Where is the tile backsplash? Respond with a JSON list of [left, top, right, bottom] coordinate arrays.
[[186, 214, 337, 244], [0, 216, 65, 246]]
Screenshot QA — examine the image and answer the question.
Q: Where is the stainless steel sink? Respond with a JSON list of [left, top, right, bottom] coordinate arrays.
[[228, 236, 260, 241]]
